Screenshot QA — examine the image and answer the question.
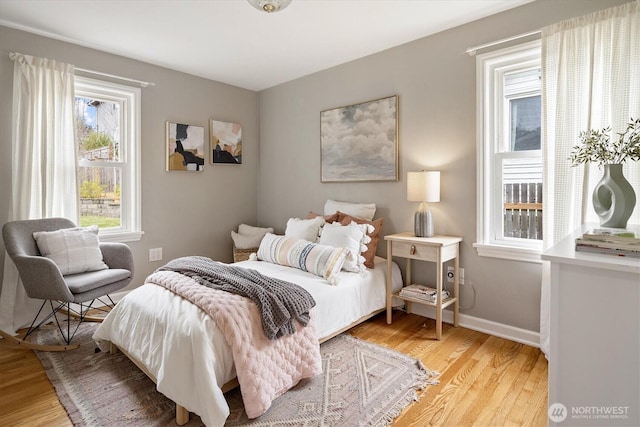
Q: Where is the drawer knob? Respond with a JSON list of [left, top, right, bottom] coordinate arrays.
[[410, 245, 416, 255]]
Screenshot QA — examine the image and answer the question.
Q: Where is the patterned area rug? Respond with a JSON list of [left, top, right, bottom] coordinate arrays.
[[35, 322, 438, 426]]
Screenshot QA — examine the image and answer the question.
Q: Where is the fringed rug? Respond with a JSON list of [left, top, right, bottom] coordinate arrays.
[[35, 322, 439, 426]]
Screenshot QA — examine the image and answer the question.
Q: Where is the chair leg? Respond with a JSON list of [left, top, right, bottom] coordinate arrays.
[[0, 300, 79, 351], [2, 295, 118, 351], [60, 296, 113, 323], [23, 300, 66, 341], [53, 301, 83, 345]]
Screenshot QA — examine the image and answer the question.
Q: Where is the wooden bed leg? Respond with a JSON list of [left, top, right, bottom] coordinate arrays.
[[176, 404, 189, 425]]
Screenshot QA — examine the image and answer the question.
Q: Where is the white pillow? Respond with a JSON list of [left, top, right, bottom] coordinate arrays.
[[319, 221, 373, 273], [324, 199, 376, 221], [284, 217, 325, 242], [33, 225, 108, 275], [257, 233, 347, 285]]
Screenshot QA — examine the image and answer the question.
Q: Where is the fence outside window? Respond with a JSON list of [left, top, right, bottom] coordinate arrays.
[[504, 182, 542, 240]]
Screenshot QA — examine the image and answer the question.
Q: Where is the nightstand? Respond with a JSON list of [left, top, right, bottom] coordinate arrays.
[[385, 232, 462, 340]]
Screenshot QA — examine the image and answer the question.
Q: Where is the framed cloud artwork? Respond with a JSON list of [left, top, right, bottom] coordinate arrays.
[[166, 122, 205, 171], [320, 95, 398, 182], [210, 119, 242, 164]]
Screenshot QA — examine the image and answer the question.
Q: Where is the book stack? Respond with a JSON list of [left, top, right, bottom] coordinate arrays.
[[399, 284, 450, 303], [575, 228, 640, 258]]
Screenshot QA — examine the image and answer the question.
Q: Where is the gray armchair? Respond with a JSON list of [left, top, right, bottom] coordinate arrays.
[[1, 217, 134, 350]]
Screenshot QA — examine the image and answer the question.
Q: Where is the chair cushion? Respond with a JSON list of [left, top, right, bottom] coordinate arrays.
[[33, 226, 108, 275], [64, 268, 131, 294]]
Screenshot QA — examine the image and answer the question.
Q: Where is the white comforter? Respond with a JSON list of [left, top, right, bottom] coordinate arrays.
[[93, 256, 402, 427]]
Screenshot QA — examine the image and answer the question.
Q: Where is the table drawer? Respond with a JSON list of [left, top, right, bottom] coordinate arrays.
[[392, 241, 438, 261]]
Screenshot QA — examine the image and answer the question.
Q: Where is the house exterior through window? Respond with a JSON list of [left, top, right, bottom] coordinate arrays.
[[74, 76, 142, 242], [474, 41, 542, 262]]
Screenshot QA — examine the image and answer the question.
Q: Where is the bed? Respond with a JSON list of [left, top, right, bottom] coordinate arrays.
[[93, 254, 403, 427]]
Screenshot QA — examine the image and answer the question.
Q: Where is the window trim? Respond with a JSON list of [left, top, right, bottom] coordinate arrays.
[[474, 41, 542, 263], [75, 76, 143, 242]]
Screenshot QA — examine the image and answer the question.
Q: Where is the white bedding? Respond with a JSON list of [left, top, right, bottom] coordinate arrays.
[[93, 256, 402, 427]]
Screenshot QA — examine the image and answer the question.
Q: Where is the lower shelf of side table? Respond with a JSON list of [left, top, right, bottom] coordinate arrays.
[[392, 292, 458, 309], [392, 288, 458, 340], [393, 282, 457, 310]]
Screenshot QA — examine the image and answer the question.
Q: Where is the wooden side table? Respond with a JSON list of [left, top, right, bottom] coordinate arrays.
[[385, 232, 462, 340]]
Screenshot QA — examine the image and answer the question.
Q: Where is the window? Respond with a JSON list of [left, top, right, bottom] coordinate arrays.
[[474, 41, 542, 262], [74, 77, 142, 242]]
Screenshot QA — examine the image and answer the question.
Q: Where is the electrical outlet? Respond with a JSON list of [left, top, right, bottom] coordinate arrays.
[[447, 266, 464, 285], [149, 247, 163, 262], [447, 266, 455, 283]]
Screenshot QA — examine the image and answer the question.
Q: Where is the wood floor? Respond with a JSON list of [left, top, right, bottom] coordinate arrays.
[[0, 311, 548, 427]]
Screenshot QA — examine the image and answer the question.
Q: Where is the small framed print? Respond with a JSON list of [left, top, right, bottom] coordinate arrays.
[[166, 122, 205, 171], [210, 119, 242, 164]]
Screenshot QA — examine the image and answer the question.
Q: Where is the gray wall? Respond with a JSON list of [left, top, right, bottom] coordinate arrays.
[[256, 0, 630, 332], [0, 0, 629, 334], [0, 26, 259, 291]]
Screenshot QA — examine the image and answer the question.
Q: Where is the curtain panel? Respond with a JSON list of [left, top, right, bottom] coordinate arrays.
[[540, 0, 640, 357], [0, 53, 78, 334]]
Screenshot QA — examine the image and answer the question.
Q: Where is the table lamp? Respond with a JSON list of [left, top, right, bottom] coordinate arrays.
[[407, 171, 440, 237]]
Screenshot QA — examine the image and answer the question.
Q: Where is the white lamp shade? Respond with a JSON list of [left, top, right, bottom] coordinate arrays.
[[407, 171, 440, 203]]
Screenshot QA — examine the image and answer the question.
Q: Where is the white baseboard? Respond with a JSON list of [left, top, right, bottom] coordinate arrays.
[[408, 304, 541, 348]]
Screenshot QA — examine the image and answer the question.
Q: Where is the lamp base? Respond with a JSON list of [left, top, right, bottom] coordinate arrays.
[[414, 202, 434, 237]]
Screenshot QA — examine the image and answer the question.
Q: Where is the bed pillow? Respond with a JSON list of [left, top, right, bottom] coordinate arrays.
[[306, 211, 340, 223], [257, 233, 347, 284], [338, 213, 384, 269], [324, 199, 376, 221], [284, 217, 325, 242], [318, 221, 373, 273], [32, 225, 108, 275]]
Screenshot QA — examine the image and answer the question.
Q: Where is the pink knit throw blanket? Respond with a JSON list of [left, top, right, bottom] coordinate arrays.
[[146, 270, 322, 418]]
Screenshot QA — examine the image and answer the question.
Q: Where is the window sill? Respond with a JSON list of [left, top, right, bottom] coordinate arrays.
[[99, 230, 144, 243], [473, 242, 542, 263]]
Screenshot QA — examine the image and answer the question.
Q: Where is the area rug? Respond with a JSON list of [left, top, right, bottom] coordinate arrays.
[[35, 322, 439, 426]]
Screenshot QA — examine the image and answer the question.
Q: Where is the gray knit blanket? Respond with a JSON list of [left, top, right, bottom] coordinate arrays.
[[157, 256, 316, 340]]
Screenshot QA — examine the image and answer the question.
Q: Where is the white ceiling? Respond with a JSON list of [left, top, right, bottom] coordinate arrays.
[[0, 0, 531, 91]]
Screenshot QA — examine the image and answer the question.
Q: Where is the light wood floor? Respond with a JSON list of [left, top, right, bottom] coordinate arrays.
[[0, 311, 548, 426]]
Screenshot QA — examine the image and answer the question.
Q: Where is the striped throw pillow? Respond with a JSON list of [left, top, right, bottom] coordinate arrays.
[[257, 233, 347, 285]]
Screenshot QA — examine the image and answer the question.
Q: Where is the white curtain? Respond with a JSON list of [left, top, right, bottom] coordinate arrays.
[[539, 0, 640, 358], [0, 54, 78, 334]]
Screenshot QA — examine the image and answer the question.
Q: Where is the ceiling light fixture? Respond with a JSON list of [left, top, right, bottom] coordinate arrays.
[[247, 0, 292, 13]]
